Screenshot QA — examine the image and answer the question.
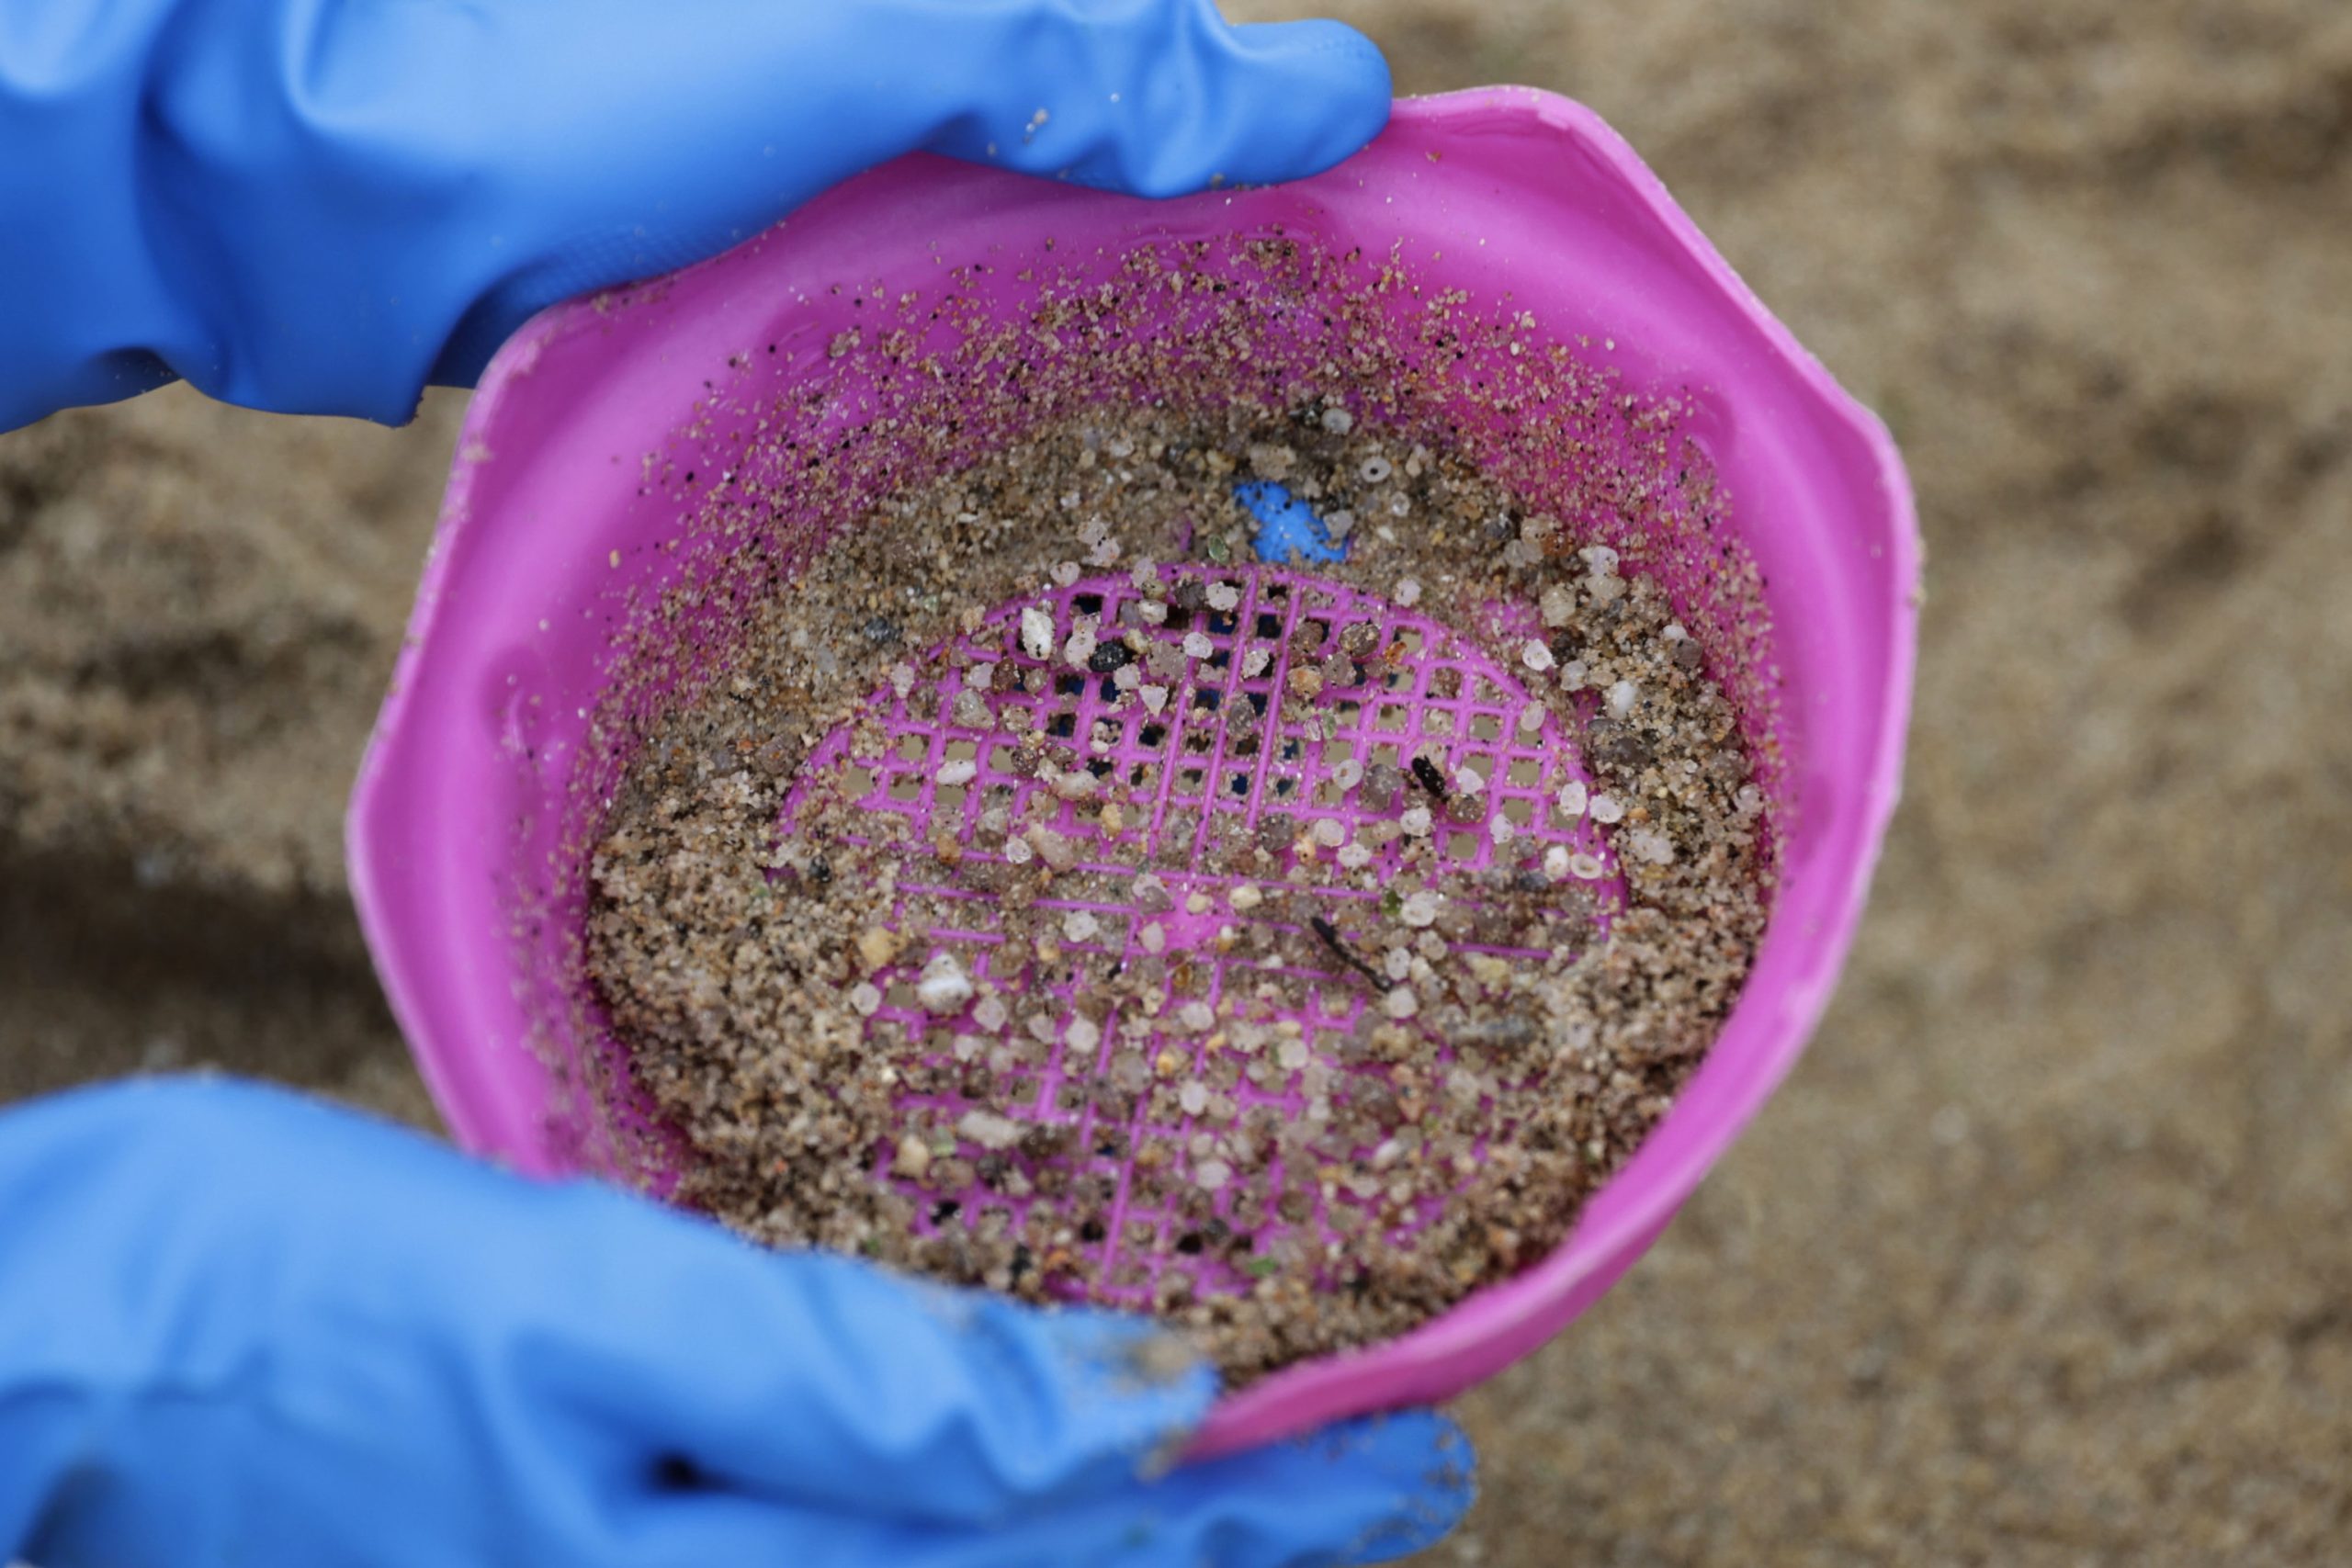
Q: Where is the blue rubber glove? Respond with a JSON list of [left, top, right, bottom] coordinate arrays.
[[0, 0, 1390, 433], [0, 1078, 1470, 1568]]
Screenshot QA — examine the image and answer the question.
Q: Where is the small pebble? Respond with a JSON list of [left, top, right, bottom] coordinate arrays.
[[937, 759, 978, 787], [848, 982, 883, 1017], [1182, 632, 1213, 660], [1399, 807, 1434, 838], [1063, 909, 1102, 942], [1400, 890, 1442, 927], [1608, 680, 1638, 717], [1205, 583, 1241, 612]]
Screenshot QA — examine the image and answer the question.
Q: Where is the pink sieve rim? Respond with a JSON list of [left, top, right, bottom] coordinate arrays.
[[347, 89, 1920, 1458]]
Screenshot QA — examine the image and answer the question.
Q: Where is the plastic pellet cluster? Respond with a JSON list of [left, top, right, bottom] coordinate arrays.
[[784, 565, 1631, 1304]]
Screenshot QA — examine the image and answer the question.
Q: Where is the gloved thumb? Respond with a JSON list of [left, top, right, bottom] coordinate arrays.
[[424, 0, 1393, 381]]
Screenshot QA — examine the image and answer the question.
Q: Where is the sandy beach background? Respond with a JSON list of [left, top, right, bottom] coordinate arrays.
[[5, 1, 2347, 1560]]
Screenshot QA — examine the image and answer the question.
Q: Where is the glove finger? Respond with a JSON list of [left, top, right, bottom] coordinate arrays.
[[921, 4, 1394, 197], [546, 1202, 1216, 1528], [868, 1412, 1477, 1568]]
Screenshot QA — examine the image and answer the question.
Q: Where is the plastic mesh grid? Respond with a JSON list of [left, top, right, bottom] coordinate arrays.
[[782, 564, 1630, 1305]]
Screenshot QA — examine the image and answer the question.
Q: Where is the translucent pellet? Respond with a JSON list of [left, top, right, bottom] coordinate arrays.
[[1067, 1015, 1102, 1053], [1521, 640, 1556, 672], [1178, 999, 1216, 1032], [1567, 852, 1606, 880], [973, 995, 1009, 1032], [1399, 806, 1433, 837], [1608, 680, 1638, 717], [1382, 987, 1419, 1020], [1196, 1159, 1232, 1190], [848, 982, 883, 1017], [1182, 632, 1213, 660], [1400, 890, 1441, 927], [1179, 1082, 1209, 1116], [1393, 577, 1422, 606], [1311, 818, 1346, 847], [1589, 794, 1625, 824], [1020, 606, 1054, 660], [1062, 909, 1101, 942], [1359, 456, 1393, 484], [936, 759, 977, 787], [1064, 626, 1097, 666], [1206, 582, 1241, 612], [915, 953, 974, 1014], [1331, 759, 1365, 790], [1275, 1037, 1310, 1071], [1337, 842, 1373, 870], [1556, 780, 1589, 818]]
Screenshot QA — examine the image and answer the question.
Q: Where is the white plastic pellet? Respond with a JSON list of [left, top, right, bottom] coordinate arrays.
[[1182, 632, 1213, 660], [1399, 806, 1434, 837], [1608, 680, 1638, 717], [936, 759, 978, 787], [1020, 606, 1054, 660], [1556, 780, 1589, 818], [848, 982, 883, 1017], [1589, 793, 1626, 824], [1521, 640, 1556, 672], [915, 953, 975, 1015], [1205, 583, 1241, 612], [1311, 818, 1345, 847], [1394, 577, 1422, 606], [957, 1110, 1023, 1150], [1062, 909, 1101, 942], [1400, 890, 1441, 927]]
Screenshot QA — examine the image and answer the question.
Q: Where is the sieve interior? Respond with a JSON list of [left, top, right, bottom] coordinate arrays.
[[788, 562, 1628, 1307]]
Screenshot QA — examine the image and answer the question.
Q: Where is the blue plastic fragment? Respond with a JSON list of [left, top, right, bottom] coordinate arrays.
[[1236, 480, 1348, 565]]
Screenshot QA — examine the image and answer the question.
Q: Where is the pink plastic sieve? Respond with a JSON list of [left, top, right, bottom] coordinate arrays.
[[347, 89, 1918, 1456]]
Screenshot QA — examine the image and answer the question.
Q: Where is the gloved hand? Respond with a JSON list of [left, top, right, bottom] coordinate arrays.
[[0, 1077, 1470, 1568], [0, 0, 1391, 433]]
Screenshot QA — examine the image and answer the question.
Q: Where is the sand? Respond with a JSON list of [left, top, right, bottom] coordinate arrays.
[[4, 0, 2348, 1560]]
